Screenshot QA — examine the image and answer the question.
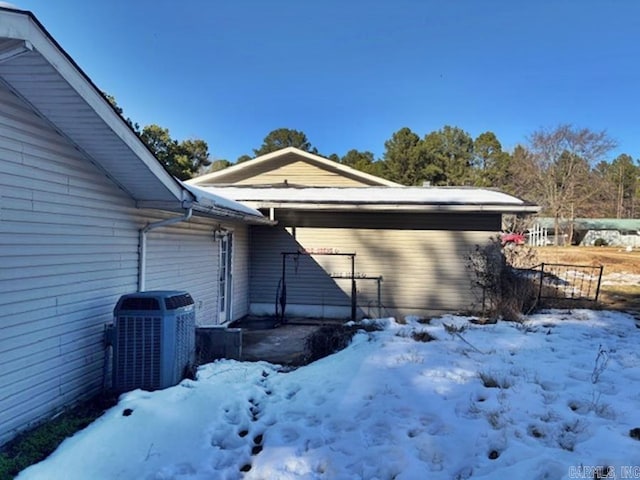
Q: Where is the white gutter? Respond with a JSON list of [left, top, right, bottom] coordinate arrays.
[[138, 208, 193, 291], [189, 202, 276, 225]]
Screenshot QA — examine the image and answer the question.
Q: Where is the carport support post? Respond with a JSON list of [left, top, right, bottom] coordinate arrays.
[[351, 254, 356, 321]]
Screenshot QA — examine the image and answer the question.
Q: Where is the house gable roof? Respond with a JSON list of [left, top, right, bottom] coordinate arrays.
[[0, 7, 270, 224], [188, 147, 402, 187], [189, 148, 539, 215]]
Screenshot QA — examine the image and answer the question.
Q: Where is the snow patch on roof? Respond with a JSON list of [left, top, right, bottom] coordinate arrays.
[[181, 182, 265, 217], [199, 186, 531, 206]]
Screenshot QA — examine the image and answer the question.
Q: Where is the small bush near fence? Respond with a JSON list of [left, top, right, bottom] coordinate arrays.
[[466, 238, 539, 322], [466, 239, 604, 320]]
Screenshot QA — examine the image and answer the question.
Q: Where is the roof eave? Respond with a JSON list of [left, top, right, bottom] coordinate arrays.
[[245, 201, 541, 214], [135, 198, 275, 225], [0, 8, 184, 203], [0, 8, 274, 226], [190, 203, 277, 225]]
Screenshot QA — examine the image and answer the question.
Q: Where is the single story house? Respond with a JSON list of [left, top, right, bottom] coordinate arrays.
[[188, 147, 540, 320], [0, 4, 541, 446], [0, 6, 272, 444]]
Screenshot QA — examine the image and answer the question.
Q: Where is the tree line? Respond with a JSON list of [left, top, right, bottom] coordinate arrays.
[[228, 126, 639, 224], [106, 95, 639, 222]]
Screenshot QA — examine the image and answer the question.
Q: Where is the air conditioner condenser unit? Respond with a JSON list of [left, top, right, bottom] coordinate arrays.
[[111, 290, 195, 393]]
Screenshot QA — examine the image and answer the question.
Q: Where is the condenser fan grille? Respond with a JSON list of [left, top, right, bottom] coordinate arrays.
[[114, 316, 162, 391], [112, 291, 195, 392]]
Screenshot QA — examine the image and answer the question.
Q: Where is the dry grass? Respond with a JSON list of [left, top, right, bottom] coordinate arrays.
[[534, 246, 640, 274], [597, 285, 640, 313], [534, 246, 640, 314]]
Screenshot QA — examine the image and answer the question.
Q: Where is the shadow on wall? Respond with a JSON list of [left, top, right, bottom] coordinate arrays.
[[349, 227, 488, 318], [249, 226, 354, 319], [250, 223, 493, 320]]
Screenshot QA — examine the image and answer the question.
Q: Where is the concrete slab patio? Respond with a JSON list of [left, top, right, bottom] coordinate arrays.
[[240, 324, 320, 365], [196, 317, 351, 367], [234, 317, 348, 366]]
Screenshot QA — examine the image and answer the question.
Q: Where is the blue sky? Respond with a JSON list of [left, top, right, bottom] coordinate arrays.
[[16, 1, 640, 163]]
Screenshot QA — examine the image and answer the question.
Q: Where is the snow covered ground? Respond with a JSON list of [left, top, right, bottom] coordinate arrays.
[[18, 310, 640, 480]]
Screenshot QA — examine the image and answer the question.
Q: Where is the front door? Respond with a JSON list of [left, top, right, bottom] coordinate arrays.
[[219, 233, 233, 323]]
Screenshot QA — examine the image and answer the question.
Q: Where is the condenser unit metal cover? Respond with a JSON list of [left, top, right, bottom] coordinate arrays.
[[112, 290, 195, 392]]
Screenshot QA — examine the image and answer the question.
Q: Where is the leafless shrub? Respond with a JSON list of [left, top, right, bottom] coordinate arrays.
[[590, 345, 609, 384], [443, 323, 468, 335], [303, 325, 356, 364], [466, 238, 538, 322]]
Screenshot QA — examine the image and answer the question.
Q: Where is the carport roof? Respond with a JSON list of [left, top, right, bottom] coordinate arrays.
[[199, 186, 541, 214]]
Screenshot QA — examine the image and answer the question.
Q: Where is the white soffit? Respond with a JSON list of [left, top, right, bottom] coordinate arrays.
[[0, 8, 182, 204]]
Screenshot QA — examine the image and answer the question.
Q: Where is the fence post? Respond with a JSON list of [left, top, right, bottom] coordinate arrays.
[[537, 263, 545, 304], [594, 265, 604, 302]]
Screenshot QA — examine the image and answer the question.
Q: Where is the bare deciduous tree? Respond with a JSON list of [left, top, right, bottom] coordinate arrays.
[[527, 125, 616, 244]]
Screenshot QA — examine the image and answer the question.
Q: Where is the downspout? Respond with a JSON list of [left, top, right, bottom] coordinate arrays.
[[138, 208, 193, 291]]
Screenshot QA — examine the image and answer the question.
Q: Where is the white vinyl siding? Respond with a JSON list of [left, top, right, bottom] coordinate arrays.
[[143, 222, 250, 325], [0, 84, 250, 445], [234, 160, 370, 187], [294, 228, 490, 315], [0, 86, 141, 444], [249, 216, 496, 319], [144, 221, 219, 326], [208, 152, 379, 187]]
